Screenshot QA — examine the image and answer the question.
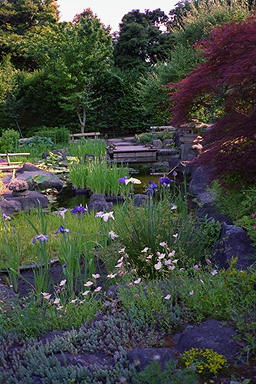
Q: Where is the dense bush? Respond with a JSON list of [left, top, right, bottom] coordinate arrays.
[[0, 129, 19, 153], [169, 16, 256, 182]]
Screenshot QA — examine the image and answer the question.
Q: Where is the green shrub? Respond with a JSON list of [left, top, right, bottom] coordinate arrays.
[[134, 360, 199, 384], [35, 126, 70, 144], [0, 294, 101, 338], [114, 196, 221, 278], [21, 136, 54, 147], [0, 129, 20, 153], [135, 131, 175, 145], [179, 267, 256, 322]]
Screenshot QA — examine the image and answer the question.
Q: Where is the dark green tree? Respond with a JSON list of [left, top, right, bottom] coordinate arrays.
[[19, 9, 113, 133], [0, 0, 59, 68], [114, 9, 174, 70]]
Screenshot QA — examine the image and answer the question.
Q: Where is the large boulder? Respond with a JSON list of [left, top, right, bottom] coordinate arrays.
[[173, 320, 239, 360], [189, 166, 214, 196], [7, 163, 64, 191], [152, 139, 163, 148], [196, 203, 233, 224], [88, 194, 113, 213], [213, 223, 256, 269], [0, 191, 48, 216]]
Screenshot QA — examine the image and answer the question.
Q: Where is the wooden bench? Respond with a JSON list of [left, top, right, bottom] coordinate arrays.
[[70, 132, 101, 142], [0, 153, 30, 171]]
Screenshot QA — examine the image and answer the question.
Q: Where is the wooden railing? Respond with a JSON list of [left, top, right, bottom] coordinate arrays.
[[0, 153, 30, 171]]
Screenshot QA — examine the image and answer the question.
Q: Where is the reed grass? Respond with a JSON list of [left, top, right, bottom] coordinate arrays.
[[0, 209, 103, 267], [69, 160, 129, 195], [68, 139, 106, 159]]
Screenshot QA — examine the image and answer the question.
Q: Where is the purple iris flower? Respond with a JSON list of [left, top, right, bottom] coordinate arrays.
[[146, 181, 158, 196], [159, 176, 171, 186], [71, 205, 86, 214], [55, 225, 70, 234], [118, 176, 128, 184], [32, 234, 49, 244]]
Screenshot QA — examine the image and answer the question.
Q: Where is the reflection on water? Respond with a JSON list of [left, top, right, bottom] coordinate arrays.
[[56, 174, 162, 209]]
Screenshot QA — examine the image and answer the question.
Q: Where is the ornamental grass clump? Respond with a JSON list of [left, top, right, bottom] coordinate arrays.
[[69, 160, 129, 195], [68, 139, 106, 159], [181, 348, 227, 377]]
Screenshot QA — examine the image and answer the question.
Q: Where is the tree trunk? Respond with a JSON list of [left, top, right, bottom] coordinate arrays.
[[77, 107, 86, 134]]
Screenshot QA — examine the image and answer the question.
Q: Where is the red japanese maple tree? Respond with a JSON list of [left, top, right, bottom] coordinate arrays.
[[168, 16, 256, 182]]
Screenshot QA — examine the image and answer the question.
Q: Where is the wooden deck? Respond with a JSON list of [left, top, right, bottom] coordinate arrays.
[[109, 145, 157, 163]]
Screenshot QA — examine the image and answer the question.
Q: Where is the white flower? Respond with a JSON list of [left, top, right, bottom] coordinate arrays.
[[70, 299, 78, 303], [95, 211, 115, 222], [103, 212, 115, 222], [189, 290, 194, 296], [84, 281, 93, 287], [92, 274, 100, 279], [159, 242, 168, 248], [164, 294, 171, 300], [107, 273, 117, 279], [95, 211, 104, 218], [172, 259, 178, 264], [171, 204, 177, 210], [59, 279, 66, 287], [211, 270, 218, 276], [55, 208, 68, 220], [109, 231, 119, 240], [200, 279, 204, 284], [157, 253, 165, 260], [119, 247, 126, 254], [82, 290, 90, 296], [56, 305, 63, 310], [146, 254, 153, 259], [134, 278, 142, 285], [115, 262, 123, 268], [125, 177, 141, 185], [141, 247, 149, 253], [164, 259, 172, 266], [117, 256, 124, 263], [53, 298, 60, 305], [154, 261, 162, 270], [173, 233, 178, 239], [94, 286, 102, 292], [168, 265, 175, 270], [168, 250, 176, 258], [41, 292, 51, 300]]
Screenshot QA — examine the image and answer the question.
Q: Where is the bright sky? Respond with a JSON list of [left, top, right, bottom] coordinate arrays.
[[58, 0, 177, 32]]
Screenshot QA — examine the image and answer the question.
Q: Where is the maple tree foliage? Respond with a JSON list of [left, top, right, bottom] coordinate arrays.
[[168, 16, 256, 182]]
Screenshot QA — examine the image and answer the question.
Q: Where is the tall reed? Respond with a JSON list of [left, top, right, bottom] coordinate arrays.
[[68, 139, 106, 159], [69, 160, 129, 195]]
